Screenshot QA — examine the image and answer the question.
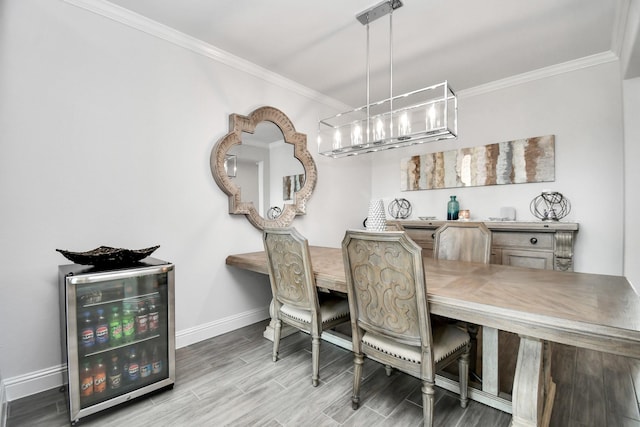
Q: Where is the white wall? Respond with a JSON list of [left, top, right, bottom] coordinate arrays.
[[623, 77, 640, 292], [0, 0, 632, 401], [369, 61, 625, 275], [0, 0, 369, 399]]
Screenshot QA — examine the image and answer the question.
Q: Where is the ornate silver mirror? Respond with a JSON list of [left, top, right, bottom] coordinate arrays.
[[210, 106, 317, 230]]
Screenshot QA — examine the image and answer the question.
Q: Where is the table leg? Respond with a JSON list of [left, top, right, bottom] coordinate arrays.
[[262, 299, 297, 341], [482, 326, 499, 395], [511, 336, 555, 427]]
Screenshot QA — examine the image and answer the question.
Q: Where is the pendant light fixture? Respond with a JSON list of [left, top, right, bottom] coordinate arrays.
[[318, 0, 458, 158]]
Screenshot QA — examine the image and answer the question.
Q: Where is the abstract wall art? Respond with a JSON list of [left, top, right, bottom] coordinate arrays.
[[283, 173, 304, 201], [400, 135, 555, 191]]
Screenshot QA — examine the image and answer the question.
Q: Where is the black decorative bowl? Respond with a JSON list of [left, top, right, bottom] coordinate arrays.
[[56, 245, 160, 266]]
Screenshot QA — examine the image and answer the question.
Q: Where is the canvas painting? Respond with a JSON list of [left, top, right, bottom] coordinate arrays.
[[400, 135, 555, 191], [283, 174, 304, 201]]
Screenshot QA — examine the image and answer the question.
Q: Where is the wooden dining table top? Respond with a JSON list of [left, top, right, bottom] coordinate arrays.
[[226, 246, 640, 359]]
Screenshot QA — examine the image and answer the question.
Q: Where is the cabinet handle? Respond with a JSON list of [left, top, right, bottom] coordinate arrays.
[[431, 233, 435, 239], [530, 237, 538, 245]]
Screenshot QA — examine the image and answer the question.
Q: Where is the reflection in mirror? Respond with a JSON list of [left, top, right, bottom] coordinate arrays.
[[210, 106, 317, 230], [227, 122, 305, 219], [224, 154, 237, 177]]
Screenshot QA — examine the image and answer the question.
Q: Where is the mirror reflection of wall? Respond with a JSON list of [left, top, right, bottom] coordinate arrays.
[[270, 142, 304, 211], [232, 158, 261, 213], [228, 121, 304, 218]]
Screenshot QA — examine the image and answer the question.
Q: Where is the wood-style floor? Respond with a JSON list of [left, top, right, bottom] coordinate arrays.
[[6, 320, 640, 426]]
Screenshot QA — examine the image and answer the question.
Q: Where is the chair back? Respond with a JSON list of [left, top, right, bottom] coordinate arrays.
[[433, 222, 492, 264], [263, 227, 318, 312], [342, 230, 431, 349]]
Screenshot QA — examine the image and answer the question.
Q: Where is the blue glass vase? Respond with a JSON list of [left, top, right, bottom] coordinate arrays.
[[447, 196, 459, 220]]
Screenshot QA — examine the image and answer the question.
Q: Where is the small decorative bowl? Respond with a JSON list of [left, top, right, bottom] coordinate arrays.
[[56, 245, 160, 266]]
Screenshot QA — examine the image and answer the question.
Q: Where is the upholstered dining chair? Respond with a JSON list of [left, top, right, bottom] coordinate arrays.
[[263, 227, 350, 387], [342, 229, 470, 425], [433, 221, 492, 263], [433, 221, 492, 379]]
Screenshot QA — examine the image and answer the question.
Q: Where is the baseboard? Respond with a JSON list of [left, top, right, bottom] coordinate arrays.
[[175, 306, 270, 348], [1, 371, 7, 427], [4, 306, 270, 402], [3, 364, 66, 403]]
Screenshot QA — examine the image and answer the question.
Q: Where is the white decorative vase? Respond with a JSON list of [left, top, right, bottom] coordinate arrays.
[[366, 199, 386, 231]]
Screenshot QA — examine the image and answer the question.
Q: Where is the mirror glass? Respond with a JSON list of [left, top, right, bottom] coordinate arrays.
[[210, 106, 317, 230], [227, 122, 305, 219]]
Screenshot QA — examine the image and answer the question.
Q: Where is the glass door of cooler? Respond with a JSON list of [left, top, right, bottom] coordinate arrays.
[[60, 260, 175, 424]]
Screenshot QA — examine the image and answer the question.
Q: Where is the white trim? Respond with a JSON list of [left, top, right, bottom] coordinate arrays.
[[61, 0, 349, 112], [4, 364, 66, 402], [436, 375, 513, 414], [611, 0, 631, 57], [175, 306, 270, 349], [63, 0, 621, 106], [1, 371, 7, 427], [619, 0, 640, 79], [458, 51, 619, 98], [4, 307, 269, 401], [321, 330, 353, 351]]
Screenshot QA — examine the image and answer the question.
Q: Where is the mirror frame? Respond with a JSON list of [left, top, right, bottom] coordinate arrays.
[[210, 106, 318, 230]]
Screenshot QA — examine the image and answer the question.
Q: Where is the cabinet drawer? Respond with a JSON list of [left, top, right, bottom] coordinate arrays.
[[493, 231, 553, 250], [502, 249, 554, 270], [404, 228, 436, 251]]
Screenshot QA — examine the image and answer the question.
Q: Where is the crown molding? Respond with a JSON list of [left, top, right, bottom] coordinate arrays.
[[619, 0, 640, 79], [458, 51, 619, 99], [62, 0, 350, 112], [63, 0, 620, 106], [612, 0, 631, 57]]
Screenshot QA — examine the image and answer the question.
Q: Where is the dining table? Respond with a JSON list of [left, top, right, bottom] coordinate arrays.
[[225, 246, 640, 427]]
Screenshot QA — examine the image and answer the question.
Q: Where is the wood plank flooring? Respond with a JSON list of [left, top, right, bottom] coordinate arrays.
[[6, 320, 640, 426]]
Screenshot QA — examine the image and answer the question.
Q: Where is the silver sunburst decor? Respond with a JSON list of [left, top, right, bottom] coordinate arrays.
[[530, 191, 571, 221], [388, 198, 412, 219]]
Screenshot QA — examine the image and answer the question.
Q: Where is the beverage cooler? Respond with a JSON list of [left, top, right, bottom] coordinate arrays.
[[58, 258, 175, 425]]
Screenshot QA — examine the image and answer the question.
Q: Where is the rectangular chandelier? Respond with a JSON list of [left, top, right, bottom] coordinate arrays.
[[318, 81, 457, 158], [318, 0, 458, 158]]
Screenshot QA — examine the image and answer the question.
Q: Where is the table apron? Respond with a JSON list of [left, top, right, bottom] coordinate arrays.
[[430, 302, 640, 359]]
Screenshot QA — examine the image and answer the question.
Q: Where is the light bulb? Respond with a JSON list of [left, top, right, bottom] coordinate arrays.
[[351, 123, 362, 146], [398, 112, 411, 136], [427, 104, 436, 130], [374, 118, 385, 141], [333, 129, 342, 150]]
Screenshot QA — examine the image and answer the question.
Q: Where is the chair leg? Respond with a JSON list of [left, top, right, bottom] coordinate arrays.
[[422, 379, 435, 427], [272, 319, 282, 362], [385, 365, 392, 376], [311, 334, 320, 386], [467, 323, 479, 375], [352, 353, 364, 410], [458, 344, 470, 408]]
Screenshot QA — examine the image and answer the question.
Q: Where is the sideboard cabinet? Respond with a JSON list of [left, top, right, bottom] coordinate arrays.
[[388, 220, 579, 271]]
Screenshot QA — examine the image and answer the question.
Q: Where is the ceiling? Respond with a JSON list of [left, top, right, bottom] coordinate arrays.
[[106, 0, 621, 107]]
